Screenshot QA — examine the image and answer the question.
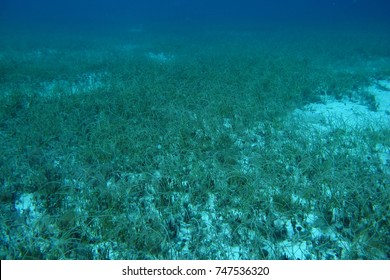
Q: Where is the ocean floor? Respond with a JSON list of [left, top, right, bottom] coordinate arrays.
[[11, 77, 389, 260], [1, 30, 389, 259]]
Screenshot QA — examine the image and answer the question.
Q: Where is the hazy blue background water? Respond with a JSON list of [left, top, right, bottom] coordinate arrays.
[[1, 0, 389, 32]]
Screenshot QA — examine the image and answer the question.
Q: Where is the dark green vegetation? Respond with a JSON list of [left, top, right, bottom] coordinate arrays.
[[0, 26, 389, 259]]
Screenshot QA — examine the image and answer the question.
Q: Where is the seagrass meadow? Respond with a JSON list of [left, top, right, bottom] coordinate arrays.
[[0, 24, 389, 259]]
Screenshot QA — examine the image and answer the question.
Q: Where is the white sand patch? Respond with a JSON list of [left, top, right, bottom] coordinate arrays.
[[14, 193, 42, 225], [292, 78, 390, 176], [147, 52, 175, 63], [279, 240, 310, 260], [39, 72, 107, 97], [293, 79, 390, 131]]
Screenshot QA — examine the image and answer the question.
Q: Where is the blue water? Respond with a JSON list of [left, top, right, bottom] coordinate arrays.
[[1, 0, 390, 31]]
